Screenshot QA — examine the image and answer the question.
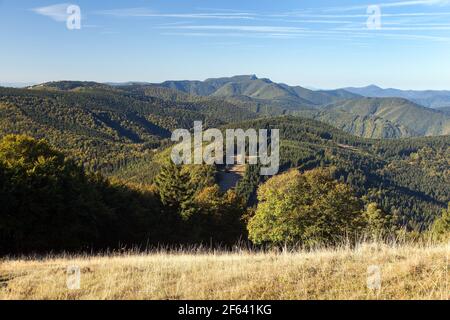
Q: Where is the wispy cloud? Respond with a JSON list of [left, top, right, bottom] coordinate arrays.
[[161, 29, 450, 43], [378, 32, 450, 41], [337, 26, 450, 31], [160, 23, 450, 43], [32, 3, 72, 22], [161, 32, 303, 39], [94, 4, 450, 44], [272, 11, 450, 18], [381, 0, 450, 7], [162, 25, 307, 33], [322, 0, 450, 12], [96, 8, 256, 20]]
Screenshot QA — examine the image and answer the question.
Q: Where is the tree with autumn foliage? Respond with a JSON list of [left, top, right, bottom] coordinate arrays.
[[192, 185, 246, 244], [248, 168, 365, 246]]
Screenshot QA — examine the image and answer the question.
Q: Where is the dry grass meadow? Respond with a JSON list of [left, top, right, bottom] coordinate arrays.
[[0, 242, 448, 300]]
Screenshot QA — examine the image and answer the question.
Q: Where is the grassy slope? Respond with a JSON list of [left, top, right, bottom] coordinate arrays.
[[1, 242, 448, 300]]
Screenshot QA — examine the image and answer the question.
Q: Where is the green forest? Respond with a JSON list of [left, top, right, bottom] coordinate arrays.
[[0, 82, 449, 253]]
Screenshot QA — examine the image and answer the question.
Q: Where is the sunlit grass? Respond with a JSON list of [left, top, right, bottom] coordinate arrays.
[[1, 241, 448, 300]]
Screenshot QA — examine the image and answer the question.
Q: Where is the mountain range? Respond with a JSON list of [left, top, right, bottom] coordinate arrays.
[[309, 97, 450, 138], [3, 75, 449, 140], [157, 74, 360, 110], [152, 75, 450, 139], [344, 85, 450, 109]]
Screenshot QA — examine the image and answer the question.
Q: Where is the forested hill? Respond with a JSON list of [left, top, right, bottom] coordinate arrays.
[[344, 85, 450, 109], [0, 82, 449, 251], [112, 115, 450, 230], [320, 97, 450, 137], [0, 85, 256, 172], [23, 79, 450, 139], [0, 83, 449, 227], [226, 117, 449, 229], [155, 75, 361, 111]]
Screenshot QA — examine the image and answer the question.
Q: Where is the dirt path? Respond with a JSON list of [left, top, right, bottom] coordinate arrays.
[[218, 164, 246, 192]]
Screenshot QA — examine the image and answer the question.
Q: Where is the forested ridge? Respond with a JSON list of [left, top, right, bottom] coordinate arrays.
[[223, 117, 449, 229], [0, 85, 255, 172], [0, 83, 449, 253]]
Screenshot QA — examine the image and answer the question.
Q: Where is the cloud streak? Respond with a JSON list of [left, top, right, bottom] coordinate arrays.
[[96, 8, 256, 20], [160, 24, 450, 43], [94, 4, 450, 43], [32, 3, 72, 22], [322, 0, 450, 12], [162, 25, 308, 33]]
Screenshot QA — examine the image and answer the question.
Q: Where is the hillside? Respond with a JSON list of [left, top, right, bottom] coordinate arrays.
[[29, 81, 114, 92], [437, 106, 450, 115], [0, 86, 256, 172], [345, 85, 450, 109], [231, 117, 449, 227], [1, 81, 449, 230], [157, 75, 359, 110], [114, 116, 449, 230], [153, 77, 450, 138], [321, 97, 450, 137], [23, 79, 450, 140], [297, 109, 415, 139], [1, 84, 449, 228]]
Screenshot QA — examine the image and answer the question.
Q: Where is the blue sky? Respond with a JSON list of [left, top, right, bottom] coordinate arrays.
[[1, 0, 450, 89]]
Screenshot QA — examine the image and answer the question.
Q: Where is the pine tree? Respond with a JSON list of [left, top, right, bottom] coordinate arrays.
[[155, 162, 195, 220]]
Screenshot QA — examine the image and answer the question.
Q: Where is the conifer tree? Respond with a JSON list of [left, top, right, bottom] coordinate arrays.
[[155, 162, 195, 220]]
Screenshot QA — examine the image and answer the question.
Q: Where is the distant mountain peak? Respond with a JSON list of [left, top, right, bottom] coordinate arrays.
[[230, 74, 259, 81], [366, 84, 383, 90]]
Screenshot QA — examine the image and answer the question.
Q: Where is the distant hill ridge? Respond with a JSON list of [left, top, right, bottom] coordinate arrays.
[[344, 85, 450, 109], [158, 75, 362, 110], [315, 97, 450, 137], [20, 76, 450, 139]]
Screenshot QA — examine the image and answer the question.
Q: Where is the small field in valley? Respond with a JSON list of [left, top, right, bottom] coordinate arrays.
[[1, 242, 448, 300]]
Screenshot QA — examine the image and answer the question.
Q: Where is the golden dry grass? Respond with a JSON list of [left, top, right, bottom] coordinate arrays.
[[0, 242, 448, 300]]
